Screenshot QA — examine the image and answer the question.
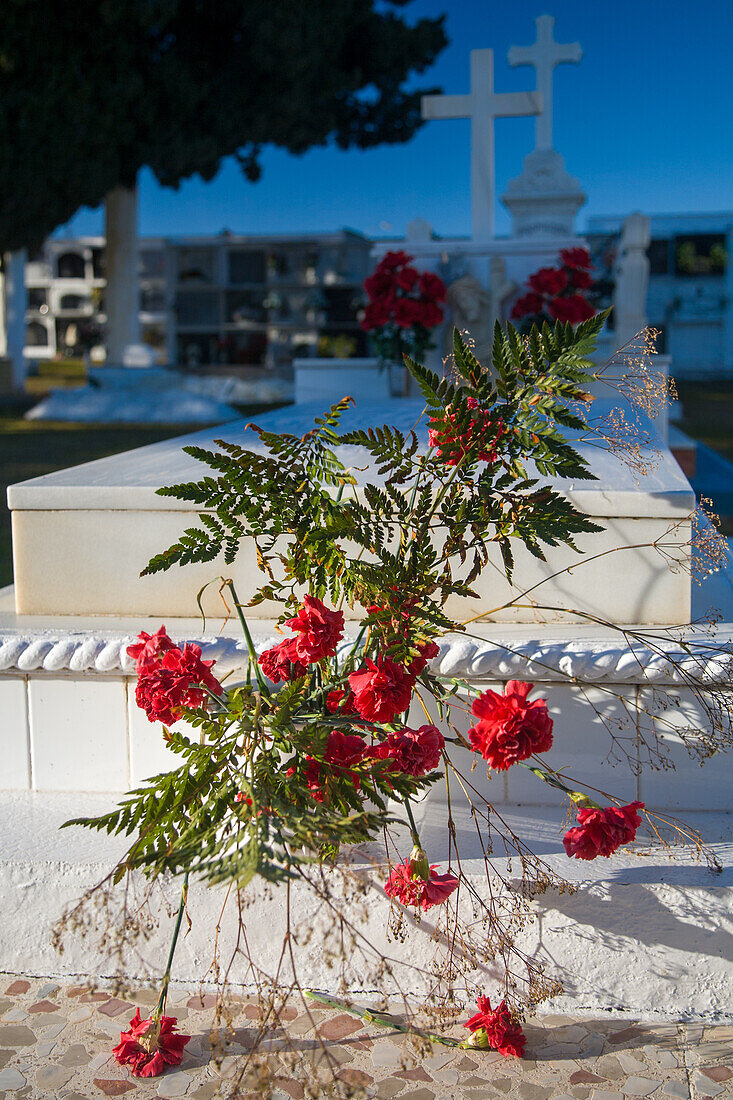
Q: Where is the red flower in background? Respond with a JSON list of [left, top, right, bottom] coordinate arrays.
[[569, 267, 593, 290], [419, 270, 447, 302], [463, 997, 526, 1057], [510, 292, 544, 320], [385, 857, 458, 911], [563, 801, 645, 860], [134, 640, 223, 726], [468, 681, 553, 770], [428, 397, 503, 467], [528, 267, 567, 296], [361, 251, 446, 334], [259, 638, 307, 684], [560, 247, 592, 270], [348, 655, 414, 723], [113, 1010, 190, 1078], [285, 595, 344, 664], [549, 293, 596, 324]]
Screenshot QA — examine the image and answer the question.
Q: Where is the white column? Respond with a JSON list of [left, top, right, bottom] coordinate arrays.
[[105, 184, 141, 365], [2, 250, 28, 389], [723, 226, 733, 373]]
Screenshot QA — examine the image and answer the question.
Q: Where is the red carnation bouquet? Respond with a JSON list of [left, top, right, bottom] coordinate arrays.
[[511, 247, 597, 329], [361, 250, 446, 382], [63, 317, 716, 1082]]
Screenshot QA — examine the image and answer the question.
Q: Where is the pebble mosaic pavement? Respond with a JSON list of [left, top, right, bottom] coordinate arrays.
[[0, 979, 730, 1100]]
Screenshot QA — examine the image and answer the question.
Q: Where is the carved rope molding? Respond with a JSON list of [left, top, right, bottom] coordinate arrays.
[[0, 629, 732, 686]]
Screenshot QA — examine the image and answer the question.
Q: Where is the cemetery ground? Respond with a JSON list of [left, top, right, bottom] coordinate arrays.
[[0, 977, 731, 1099]]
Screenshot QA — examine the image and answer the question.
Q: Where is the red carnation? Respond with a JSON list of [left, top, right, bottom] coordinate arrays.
[[374, 723, 444, 776], [510, 292, 544, 320], [463, 996, 526, 1057], [326, 688, 357, 714], [528, 267, 567, 296], [378, 250, 412, 271], [113, 1009, 190, 1078], [304, 730, 368, 802], [127, 626, 177, 670], [395, 264, 419, 292], [560, 247, 592, 270], [361, 297, 393, 331], [384, 853, 458, 912], [393, 296, 424, 328], [410, 641, 440, 677], [563, 801, 645, 860], [285, 595, 344, 664], [417, 298, 444, 328], [135, 643, 223, 726], [418, 270, 447, 303], [348, 655, 414, 723], [259, 638, 307, 684], [568, 267, 593, 290], [468, 681, 553, 770], [549, 293, 596, 324], [428, 397, 502, 467], [364, 269, 396, 299]]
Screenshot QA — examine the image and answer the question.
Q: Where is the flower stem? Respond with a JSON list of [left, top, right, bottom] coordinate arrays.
[[226, 580, 270, 695], [154, 871, 189, 1018], [304, 991, 464, 1048], [402, 797, 421, 847]]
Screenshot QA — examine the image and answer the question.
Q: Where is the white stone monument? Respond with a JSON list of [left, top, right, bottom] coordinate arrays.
[[422, 48, 542, 240], [502, 14, 586, 238]]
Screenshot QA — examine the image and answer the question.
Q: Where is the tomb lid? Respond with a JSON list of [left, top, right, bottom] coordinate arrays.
[[8, 398, 694, 519]]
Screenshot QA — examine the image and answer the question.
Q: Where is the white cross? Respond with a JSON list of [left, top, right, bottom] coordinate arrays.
[[421, 49, 541, 241], [508, 14, 582, 152]]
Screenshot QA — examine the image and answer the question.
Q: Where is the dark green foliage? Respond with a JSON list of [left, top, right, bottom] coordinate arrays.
[[0, 1, 447, 252]]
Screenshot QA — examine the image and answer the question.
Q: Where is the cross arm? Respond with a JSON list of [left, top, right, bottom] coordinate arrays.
[[421, 93, 472, 121]]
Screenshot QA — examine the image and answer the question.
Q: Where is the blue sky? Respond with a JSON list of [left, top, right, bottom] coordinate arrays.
[[61, 0, 733, 241]]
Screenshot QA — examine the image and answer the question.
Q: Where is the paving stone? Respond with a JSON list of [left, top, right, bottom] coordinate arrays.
[[372, 1041, 405, 1069], [0, 1026, 36, 1047], [97, 999, 133, 1018], [37, 982, 60, 999], [69, 1006, 95, 1023], [570, 1072, 607, 1085], [375, 1079, 407, 1098], [618, 1054, 648, 1074], [518, 1084, 553, 1099], [156, 1070, 191, 1095], [81, 993, 110, 1004], [35, 1064, 74, 1089], [35, 1018, 68, 1039], [35, 1040, 56, 1058], [690, 1071, 724, 1096], [661, 1084, 689, 1099], [1, 1013, 28, 1024], [396, 1090, 436, 1100], [454, 1056, 478, 1071], [4, 983, 29, 996], [0, 1067, 26, 1090], [607, 1027, 646, 1045], [317, 1013, 365, 1041], [595, 1056, 626, 1080], [89, 1051, 114, 1072], [27, 999, 59, 1014], [491, 1078, 515, 1093], [60, 1043, 91, 1066], [395, 1067, 432, 1082], [337, 1067, 374, 1088], [589, 1093, 624, 1100], [187, 995, 217, 1011], [92, 1080, 137, 1095], [622, 1078, 662, 1096], [434, 1067, 459, 1085], [701, 1065, 733, 1082]]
